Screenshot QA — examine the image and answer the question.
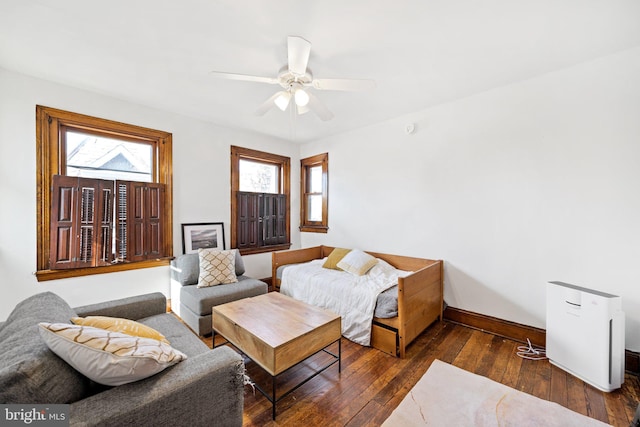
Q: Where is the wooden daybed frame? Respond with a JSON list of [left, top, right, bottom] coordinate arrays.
[[272, 246, 444, 358]]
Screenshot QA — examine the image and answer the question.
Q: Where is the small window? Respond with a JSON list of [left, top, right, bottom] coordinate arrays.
[[300, 153, 328, 233]]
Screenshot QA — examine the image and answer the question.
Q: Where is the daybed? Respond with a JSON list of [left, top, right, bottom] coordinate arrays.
[[0, 291, 244, 427], [272, 245, 443, 358]]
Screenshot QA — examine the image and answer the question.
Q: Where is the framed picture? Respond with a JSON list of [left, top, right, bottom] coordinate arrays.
[[181, 222, 225, 254]]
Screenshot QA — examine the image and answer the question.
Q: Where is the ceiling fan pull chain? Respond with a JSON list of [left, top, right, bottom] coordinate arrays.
[[289, 101, 297, 141]]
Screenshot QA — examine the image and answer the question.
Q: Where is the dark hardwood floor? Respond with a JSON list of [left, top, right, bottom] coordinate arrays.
[[202, 321, 640, 426]]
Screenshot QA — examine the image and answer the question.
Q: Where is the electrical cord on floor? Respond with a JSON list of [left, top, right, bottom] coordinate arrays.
[[516, 338, 547, 360]]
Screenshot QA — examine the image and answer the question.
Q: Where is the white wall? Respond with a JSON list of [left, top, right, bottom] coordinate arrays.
[[301, 47, 640, 351], [0, 68, 299, 319], [3, 46, 638, 352]]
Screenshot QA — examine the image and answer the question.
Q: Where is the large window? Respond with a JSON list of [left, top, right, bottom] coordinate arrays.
[[300, 153, 328, 233], [230, 146, 290, 254], [36, 106, 173, 281]]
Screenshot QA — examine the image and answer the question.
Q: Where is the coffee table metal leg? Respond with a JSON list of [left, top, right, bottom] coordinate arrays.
[[272, 375, 277, 420], [222, 338, 340, 420]]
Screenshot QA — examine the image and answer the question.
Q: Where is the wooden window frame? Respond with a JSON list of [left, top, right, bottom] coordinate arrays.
[[300, 153, 328, 233], [230, 145, 291, 255], [36, 105, 173, 281]]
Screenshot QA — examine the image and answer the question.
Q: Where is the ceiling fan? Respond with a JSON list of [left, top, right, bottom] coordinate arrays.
[[210, 36, 375, 121]]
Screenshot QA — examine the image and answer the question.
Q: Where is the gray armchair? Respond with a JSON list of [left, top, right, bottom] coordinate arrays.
[[170, 251, 267, 336]]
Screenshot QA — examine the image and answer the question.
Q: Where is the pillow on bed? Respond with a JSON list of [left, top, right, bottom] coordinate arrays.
[[322, 247, 351, 270], [337, 249, 378, 276]]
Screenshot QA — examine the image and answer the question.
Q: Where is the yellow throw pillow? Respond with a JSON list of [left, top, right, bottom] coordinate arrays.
[[322, 248, 351, 270], [71, 316, 170, 344], [39, 323, 186, 386]]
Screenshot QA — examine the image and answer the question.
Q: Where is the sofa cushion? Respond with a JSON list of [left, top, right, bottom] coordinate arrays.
[[171, 253, 200, 286], [38, 322, 187, 386], [71, 316, 170, 344], [138, 313, 210, 357], [197, 249, 238, 288], [0, 292, 93, 403], [181, 276, 268, 316], [234, 249, 246, 276], [172, 251, 246, 287]]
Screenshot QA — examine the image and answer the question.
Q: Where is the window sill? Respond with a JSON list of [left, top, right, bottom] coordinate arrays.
[[299, 225, 329, 234], [35, 258, 172, 282], [237, 243, 292, 256]]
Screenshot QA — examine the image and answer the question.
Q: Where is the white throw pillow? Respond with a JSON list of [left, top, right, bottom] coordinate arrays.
[[337, 249, 378, 276], [38, 322, 187, 386], [197, 248, 238, 288]]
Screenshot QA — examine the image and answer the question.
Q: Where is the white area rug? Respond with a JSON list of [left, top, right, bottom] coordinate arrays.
[[382, 359, 611, 427]]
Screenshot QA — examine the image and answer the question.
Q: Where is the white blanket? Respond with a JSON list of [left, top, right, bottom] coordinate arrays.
[[280, 258, 409, 346]]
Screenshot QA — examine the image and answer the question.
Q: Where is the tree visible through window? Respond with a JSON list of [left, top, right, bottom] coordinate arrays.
[[238, 159, 279, 193], [36, 106, 173, 281]]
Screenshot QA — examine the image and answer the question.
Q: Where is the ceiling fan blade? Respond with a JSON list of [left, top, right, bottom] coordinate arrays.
[[311, 78, 376, 91], [288, 36, 311, 76], [306, 92, 334, 121], [254, 92, 281, 116], [210, 71, 279, 85]]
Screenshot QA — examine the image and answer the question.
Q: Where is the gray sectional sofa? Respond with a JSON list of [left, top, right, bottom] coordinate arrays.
[[0, 291, 244, 427], [170, 251, 268, 336]]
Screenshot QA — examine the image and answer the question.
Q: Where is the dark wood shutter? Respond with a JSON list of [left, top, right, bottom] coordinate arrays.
[[49, 175, 113, 269], [236, 192, 287, 250], [96, 182, 114, 266], [146, 183, 164, 258], [274, 193, 287, 244], [116, 181, 128, 261], [50, 175, 78, 269], [237, 192, 260, 249], [261, 193, 287, 246], [117, 180, 165, 261]]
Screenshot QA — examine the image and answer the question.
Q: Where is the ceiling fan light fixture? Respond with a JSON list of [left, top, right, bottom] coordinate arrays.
[[297, 103, 310, 115], [212, 36, 374, 121], [294, 88, 310, 107], [274, 91, 291, 111]]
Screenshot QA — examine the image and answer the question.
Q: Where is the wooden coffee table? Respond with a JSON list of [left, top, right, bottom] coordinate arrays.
[[212, 292, 341, 419]]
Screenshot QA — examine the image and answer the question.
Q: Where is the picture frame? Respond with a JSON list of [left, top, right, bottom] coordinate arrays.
[[181, 222, 226, 254]]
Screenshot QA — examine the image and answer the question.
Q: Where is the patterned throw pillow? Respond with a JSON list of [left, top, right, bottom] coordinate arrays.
[[71, 316, 170, 344], [38, 323, 187, 386], [197, 248, 238, 288], [337, 249, 378, 276]]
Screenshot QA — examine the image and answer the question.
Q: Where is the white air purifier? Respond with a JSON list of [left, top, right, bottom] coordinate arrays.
[[546, 281, 625, 392]]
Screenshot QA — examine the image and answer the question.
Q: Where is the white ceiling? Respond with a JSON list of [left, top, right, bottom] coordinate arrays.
[[1, 0, 639, 142]]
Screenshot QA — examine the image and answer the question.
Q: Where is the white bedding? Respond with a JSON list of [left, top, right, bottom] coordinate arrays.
[[280, 258, 410, 346]]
